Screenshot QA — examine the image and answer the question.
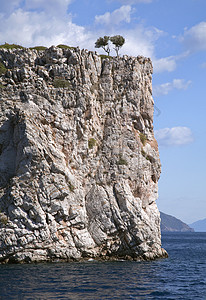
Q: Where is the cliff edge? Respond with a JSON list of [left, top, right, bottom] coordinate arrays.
[[0, 46, 167, 263]]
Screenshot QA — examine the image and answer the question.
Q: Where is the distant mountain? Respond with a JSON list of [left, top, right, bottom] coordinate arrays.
[[160, 212, 194, 232], [189, 218, 206, 232]]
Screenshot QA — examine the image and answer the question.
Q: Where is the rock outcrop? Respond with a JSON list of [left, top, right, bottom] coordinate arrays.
[[0, 46, 167, 263]]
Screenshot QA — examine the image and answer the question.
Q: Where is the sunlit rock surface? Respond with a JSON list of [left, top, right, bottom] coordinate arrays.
[[0, 46, 167, 263]]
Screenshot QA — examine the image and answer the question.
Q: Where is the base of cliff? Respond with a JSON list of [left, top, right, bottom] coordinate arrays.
[[0, 248, 168, 264]]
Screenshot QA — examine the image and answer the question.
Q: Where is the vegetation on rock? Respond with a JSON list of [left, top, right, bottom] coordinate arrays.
[[53, 78, 71, 88], [57, 44, 75, 50], [0, 43, 24, 49], [88, 138, 96, 149], [110, 35, 125, 57], [0, 213, 8, 225], [0, 62, 7, 76], [139, 133, 147, 146], [95, 36, 110, 56], [99, 54, 113, 60], [29, 46, 47, 51], [117, 154, 128, 166], [95, 35, 125, 57], [68, 181, 75, 192]]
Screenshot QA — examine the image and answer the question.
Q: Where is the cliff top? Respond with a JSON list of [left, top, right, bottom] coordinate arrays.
[[0, 43, 152, 73]]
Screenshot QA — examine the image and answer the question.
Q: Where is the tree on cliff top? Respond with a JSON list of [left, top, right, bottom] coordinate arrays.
[[95, 35, 125, 57], [95, 36, 110, 56], [110, 35, 125, 57]]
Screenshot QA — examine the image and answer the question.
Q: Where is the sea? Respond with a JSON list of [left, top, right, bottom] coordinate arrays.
[[0, 232, 206, 299]]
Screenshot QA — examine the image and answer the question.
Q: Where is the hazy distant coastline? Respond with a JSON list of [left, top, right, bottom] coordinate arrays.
[[189, 218, 206, 232], [160, 212, 194, 232]]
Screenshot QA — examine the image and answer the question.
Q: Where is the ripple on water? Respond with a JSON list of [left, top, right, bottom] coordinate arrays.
[[0, 233, 206, 299]]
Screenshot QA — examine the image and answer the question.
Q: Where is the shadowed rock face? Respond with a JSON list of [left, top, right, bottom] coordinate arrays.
[[0, 46, 167, 263]]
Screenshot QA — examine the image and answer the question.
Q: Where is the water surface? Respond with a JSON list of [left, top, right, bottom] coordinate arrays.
[[0, 232, 206, 299]]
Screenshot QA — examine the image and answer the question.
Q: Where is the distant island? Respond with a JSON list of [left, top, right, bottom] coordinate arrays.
[[189, 218, 206, 232], [160, 212, 194, 232]]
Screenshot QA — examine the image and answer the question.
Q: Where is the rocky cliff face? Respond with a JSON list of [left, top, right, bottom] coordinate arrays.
[[0, 46, 167, 263]]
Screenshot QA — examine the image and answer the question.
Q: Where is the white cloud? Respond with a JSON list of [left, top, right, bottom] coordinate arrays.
[[172, 79, 192, 90], [0, 2, 93, 48], [153, 51, 189, 73], [180, 22, 206, 53], [24, 0, 72, 16], [119, 25, 156, 57], [95, 5, 132, 26], [155, 127, 194, 146], [153, 56, 177, 73], [153, 79, 192, 97]]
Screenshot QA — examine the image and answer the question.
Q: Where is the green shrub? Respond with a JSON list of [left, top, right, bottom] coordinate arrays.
[[99, 54, 113, 60], [0, 213, 8, 225], [53, 78, 71, 88], [139, 133, 147, 146], [141, 149, 146, 157], [117, 154, 128, 166], [0, 43, 24, 49], [0, 83, 5, 89], [68, 182, 75, 192], [88, 138, 96, 149], [57, 44, 75, 50], [29, 46, 47, 51], [141, 149, 153, 163], [0, 62, 7, 76]]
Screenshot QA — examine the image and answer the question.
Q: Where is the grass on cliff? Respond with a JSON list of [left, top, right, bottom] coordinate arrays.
[[53, 78, 72, 88], [88, 138, 96, 149], [29, 46, 47, 51], [68, 181, 75, 192], [0, 43, 47, 51], [117, 154, 128, 166], [99, 54, 113, 60], [0, 43, 24, 50], [139, 133, 147, 146], [57, 44, 76, 50], [0, 62, 7, 76], [0, 43, 77, 51], [141, 149, 153, 163], [0, 213, 8, 225]]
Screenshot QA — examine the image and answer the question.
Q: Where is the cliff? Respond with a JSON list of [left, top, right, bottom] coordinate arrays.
[[0, 46, 167, 263], [160, 212, 194, 232]]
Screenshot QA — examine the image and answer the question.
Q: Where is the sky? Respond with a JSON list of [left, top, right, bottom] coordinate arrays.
[[0, 0, 205, 223]]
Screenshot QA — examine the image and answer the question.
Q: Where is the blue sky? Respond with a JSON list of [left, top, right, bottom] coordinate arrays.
[[0, 0, 205, 223]]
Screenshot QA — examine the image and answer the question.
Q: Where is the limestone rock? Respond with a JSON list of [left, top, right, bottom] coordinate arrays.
[[0, 46, 167, 263]]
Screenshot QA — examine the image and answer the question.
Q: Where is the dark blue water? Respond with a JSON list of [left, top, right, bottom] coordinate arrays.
[[0, 232, 206, 299]]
